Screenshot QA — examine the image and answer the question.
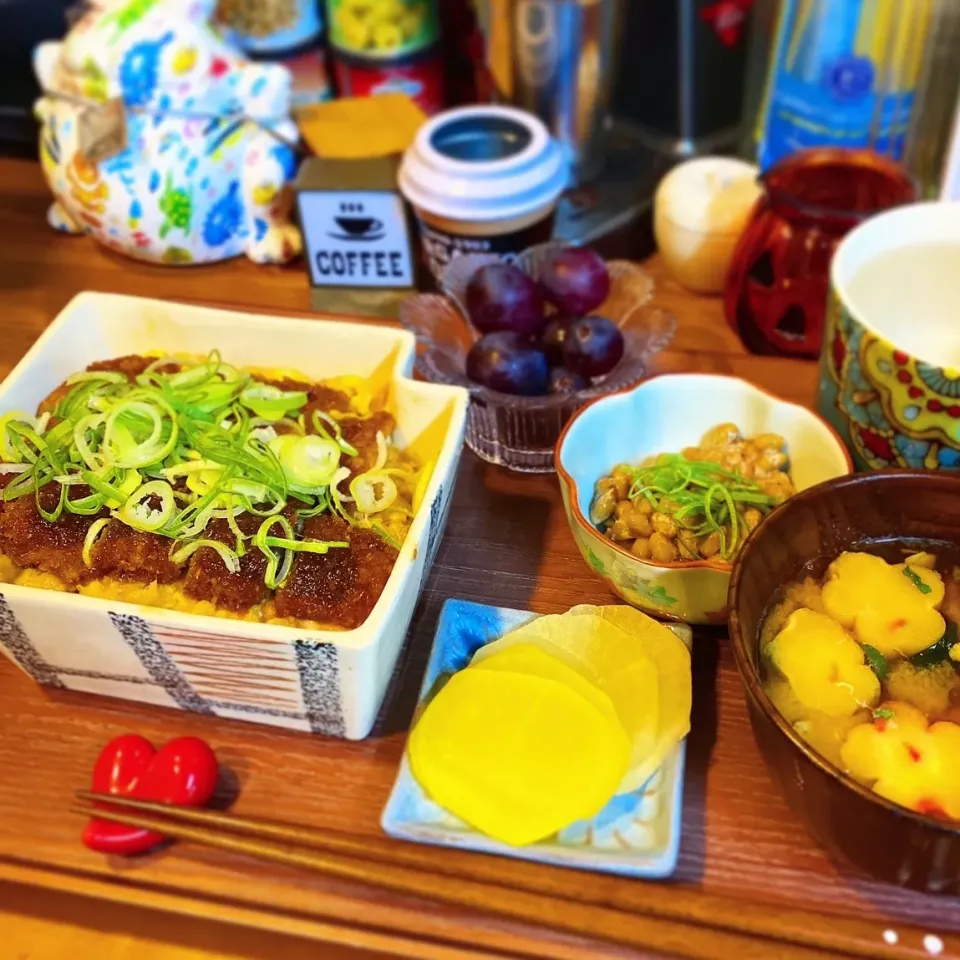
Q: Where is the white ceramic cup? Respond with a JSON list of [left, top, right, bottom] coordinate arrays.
[[399, 105, 568, 281], [818, 201, 960, 471]]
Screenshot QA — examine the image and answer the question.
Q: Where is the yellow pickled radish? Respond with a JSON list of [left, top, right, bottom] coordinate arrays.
[[408, 669, 631, 846], [568, 604, 693, 790], [472, 609, 684, 793], [470, 615, 660, 709], [471, 643, 621, 730], [470, 613, 598, 678]]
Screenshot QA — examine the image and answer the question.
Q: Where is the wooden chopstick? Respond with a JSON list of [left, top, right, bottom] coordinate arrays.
[[73, 791, 950, 960], [76, 790, 390, 858], [72, 793, 838, 960]]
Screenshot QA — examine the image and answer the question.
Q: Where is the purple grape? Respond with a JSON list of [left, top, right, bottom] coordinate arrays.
[[563, 316, 625, 378], [466, 332, 549, 396], [539, 316, 572, 366], [539, 247, 610, 316], [547, 367, 590, 395], [465, 263, 546, 337]]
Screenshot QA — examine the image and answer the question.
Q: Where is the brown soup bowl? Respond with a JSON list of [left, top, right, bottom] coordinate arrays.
[[728, 469, 960, 893]]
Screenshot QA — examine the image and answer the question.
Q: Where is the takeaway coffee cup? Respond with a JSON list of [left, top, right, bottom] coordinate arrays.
[[399, 105, 568, 281]]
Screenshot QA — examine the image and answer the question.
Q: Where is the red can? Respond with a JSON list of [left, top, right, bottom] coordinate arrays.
[[331, 46, 446, 117]]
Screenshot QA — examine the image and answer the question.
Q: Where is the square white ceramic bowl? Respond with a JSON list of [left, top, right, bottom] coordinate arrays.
[[0, 292, 468, 739]]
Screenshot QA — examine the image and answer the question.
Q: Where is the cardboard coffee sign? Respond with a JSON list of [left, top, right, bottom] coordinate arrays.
[[77, 97, 127, 165], [295, 156, 420, 318], [301, 193, 412, 287]]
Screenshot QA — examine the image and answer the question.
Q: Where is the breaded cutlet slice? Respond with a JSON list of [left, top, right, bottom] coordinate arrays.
[[0, 483, 106, 585], [182, 513, 271, 612], [0, 481, 184, 586], [88, 521, 183, 584], [334, 411, 396, 476], [273, 513, 396, 629]]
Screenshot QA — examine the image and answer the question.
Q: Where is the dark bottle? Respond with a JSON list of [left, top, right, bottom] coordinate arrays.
[[611, 0, 755, 156], [438, 0, 486, 105]]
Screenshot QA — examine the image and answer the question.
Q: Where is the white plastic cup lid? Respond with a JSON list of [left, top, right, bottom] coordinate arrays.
[[399, 105, 568, 224]]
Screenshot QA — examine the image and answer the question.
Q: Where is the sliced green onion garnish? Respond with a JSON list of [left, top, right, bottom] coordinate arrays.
[[106, 468, 143, 509], [161, 459, 221, 479], [260, 416, 303, 436], [264, 536, 349, 554], [82, 470, 128, 506], [82, 517, 112, 566], [350, 471, 397, 515], [295, 488, 331, 519], [621, 453, 781, 561], [169, 538, 241, 574], [221, 494, 248, 553], [74, 414, 108, 472], [249, 424, 278, 444], [168, 357, 220, 390], [330, 466, 353, 503], [254, 515, 295, 589], [0, 412, 46, 462], [3, 466, 40, 500], [240, 384, 308, 421], [6, 423, 63, 472], [143, 355, 182, 375], [311, 410, 359, 457], [185, 465, 224, 496], [267, 433, 297, 464], [36, 480, 66, 523], [117, 479, 176, 532], [374, 431, 388, 471], [271, 435, 341, 489], [65, 492, 107, 516], [103, 397, 179, 468], [67, 371, 127, 385]]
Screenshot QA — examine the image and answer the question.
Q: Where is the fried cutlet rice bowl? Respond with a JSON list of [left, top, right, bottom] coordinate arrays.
[[0, 295, 468, 739], [0, 350, 429, 631]]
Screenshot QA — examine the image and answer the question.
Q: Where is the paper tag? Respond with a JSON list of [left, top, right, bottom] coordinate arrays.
[[295, 94, 426, 160], [78, 98, 127, 165], [299, 191, 415, 289]]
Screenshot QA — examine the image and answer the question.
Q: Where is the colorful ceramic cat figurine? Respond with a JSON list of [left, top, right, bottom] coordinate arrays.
[[33, 0, 302, 266]]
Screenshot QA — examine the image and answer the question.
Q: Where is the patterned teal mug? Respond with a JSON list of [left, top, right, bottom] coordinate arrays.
[[818, 202, 960, 472]]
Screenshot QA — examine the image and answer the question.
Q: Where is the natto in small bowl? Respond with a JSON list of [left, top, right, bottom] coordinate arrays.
[[399, 242, 676, 473], [556, 374, 853, 623]]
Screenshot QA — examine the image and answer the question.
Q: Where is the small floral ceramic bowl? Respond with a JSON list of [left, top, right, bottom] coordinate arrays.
[[555, 374, 854, 624], [399, 242, 676, 474]]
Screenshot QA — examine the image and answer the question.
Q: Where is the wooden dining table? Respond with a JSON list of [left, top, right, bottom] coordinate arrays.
[[2, 155, 960, 960]]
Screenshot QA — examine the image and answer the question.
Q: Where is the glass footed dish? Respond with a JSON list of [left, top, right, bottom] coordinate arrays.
[[399, 242, 676, 473]]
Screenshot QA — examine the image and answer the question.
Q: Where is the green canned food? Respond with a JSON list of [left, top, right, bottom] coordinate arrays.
[[327, 0, 439, 58]]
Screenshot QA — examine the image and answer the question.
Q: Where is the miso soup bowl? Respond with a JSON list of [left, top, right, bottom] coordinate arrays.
[[555, 374, 853, 624], [729, 470, 960, 893]]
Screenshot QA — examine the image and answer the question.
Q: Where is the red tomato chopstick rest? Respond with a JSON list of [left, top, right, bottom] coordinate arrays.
[[82, 734, 219, 855]]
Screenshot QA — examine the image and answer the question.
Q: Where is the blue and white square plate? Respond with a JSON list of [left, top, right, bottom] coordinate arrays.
[[381, 599, 691, 878]]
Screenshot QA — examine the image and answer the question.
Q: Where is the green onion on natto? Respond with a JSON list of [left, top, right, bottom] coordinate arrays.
[[623, 453, 782, 560]]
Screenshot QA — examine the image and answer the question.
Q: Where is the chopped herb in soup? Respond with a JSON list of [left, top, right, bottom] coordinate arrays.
[[761, 547, 960, 821], [590, 423, 794, 564]]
